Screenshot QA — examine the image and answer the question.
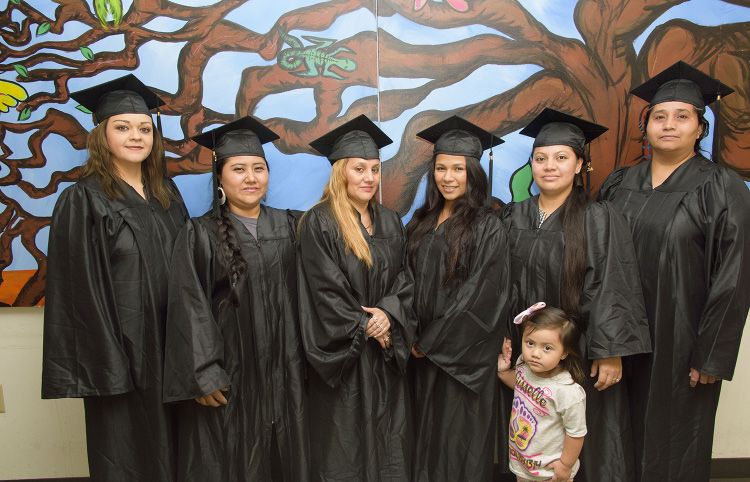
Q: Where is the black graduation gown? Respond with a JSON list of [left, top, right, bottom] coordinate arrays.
[[597, 155, 750, 482], [499, 197, 651, 482], [162, 206, 309, 482], [297, 201, 417, 482], [42, 175, 188, 482], [409, 212, 510, 482]]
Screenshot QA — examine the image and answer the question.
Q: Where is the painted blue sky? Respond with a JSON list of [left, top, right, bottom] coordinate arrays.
[[1, 0, 749, 271]]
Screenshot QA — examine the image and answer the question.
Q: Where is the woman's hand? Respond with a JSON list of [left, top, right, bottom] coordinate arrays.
[[498, 338, 512, 375], [195, 387, 229, 407], [689, 368, 719, 387], [411, 344, 425, 358], [591, 357, 622, 391], [363, 306, 391, 338], [374, 331, 392, 349]]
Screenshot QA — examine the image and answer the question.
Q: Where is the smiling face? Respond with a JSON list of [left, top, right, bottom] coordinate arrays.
[[344, 157, 380, 210], [218, 155, 269, 217], [434, 154, 467, 207], [531, 144, 582, 199], [105, 113, 154, 171], [521, 326, 567, 378], [646, 101, 704, 157]]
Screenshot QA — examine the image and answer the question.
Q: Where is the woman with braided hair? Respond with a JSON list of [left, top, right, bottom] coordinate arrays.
[[162, 117, 309, 482]]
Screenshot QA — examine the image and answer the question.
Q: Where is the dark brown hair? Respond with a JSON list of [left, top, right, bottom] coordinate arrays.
[[552, 145, 590, 323], [407, 154, 490, 286], [81, 117, 174, 209], [212, 156, 270, 306], [521, 306, 586, 385]]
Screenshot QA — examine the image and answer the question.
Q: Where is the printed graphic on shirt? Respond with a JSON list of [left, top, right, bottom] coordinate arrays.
[[510, 397, 538, 450], [509, 444, 543, 473], [515, 366, 551, 417]]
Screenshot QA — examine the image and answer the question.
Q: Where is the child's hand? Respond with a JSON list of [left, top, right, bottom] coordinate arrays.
[[545, 458, 573, 481], [497, 337, 512, 377]]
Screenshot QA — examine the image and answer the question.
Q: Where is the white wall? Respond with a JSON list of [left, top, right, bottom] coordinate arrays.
[[0, 307, 748, 479], [0, 308, 88, 479]]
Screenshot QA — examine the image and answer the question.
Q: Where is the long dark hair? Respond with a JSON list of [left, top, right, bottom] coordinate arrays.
[[521, 306, 586, 385], [211, 156, 269, 306], [82, 118, 175, 209], [552, 145, 590, 324], [407, 154, 490, 286]]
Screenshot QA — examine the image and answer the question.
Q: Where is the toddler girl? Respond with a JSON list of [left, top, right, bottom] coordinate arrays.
[[498, 303, 587, 482]]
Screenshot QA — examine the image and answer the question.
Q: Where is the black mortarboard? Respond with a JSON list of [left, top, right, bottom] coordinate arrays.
[[191, 116, 279, 217], [520, 108, 608, 151], [416, 115, 504, 159], [70, 74, 165, 124], [630, 61, 734, 109], [191, 116, 279, 161], [309, 115, 392, 164]]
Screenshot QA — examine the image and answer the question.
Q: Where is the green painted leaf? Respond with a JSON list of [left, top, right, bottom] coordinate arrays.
[[80, 46, 94, 61], [510, 162, 534, 203], [17, 106, 31, 121], [10, 0, 21, 5], [13, 64, 29, 78], [76, 105, 93, 114], [36, 22, 51, 36]]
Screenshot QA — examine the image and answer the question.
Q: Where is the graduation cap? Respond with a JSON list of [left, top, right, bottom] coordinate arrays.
[[70, 74, 165, 124], [191, 116, 280, 160], [191, 116, 280, 217], [630, 61, 734, 109], [309, 115, 393, 164], [417, 115, 504, 202], [520, 108, 608, 151], [416, 115, 504, 160]]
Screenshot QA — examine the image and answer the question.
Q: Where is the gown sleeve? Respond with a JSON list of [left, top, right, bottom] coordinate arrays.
[[498, 202, 521, 332], [691, 169, 750, 380], [373, 222, 417, 375], [416, 215, 511, 394], [297, 208, 371, 388], [42, 185, 133, 398], [162, 219, 231, 402], [581, 202, 651, 359], [595, 166, 628, 202]]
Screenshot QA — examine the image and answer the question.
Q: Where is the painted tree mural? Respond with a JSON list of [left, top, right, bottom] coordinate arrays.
[[1, 0, 749, 306]]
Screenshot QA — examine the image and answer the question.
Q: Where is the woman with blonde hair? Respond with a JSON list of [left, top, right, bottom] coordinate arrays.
[[298, 115, 417, 482], [42, 75, 188, 481]]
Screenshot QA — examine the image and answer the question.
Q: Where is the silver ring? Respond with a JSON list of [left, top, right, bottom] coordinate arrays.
[[372, 317, 379, 323]]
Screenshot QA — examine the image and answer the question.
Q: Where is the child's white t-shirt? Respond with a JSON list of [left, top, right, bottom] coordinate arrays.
[[508, 355, 587, 481]]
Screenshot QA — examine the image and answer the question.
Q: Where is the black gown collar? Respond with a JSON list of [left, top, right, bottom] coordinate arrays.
[[622, 155, 714, 193]]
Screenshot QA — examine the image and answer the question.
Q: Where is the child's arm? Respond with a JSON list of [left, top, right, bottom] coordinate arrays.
[[497, 337, 515, 388], [546, 434, 584, 481]]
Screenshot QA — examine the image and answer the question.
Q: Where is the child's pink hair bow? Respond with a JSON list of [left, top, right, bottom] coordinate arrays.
[[513, 302, 546, 325]]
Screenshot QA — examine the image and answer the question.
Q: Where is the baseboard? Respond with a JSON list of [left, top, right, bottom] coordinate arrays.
[[2, 459, 748, 481], [711, 457, 750, 478]]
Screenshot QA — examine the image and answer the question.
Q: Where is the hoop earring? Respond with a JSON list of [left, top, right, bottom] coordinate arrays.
[[218, 186, 227, 205]]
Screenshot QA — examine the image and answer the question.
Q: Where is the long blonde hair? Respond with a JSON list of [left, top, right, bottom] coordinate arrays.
[[300, 158, 373, 267], [81, 118, 174, 209]]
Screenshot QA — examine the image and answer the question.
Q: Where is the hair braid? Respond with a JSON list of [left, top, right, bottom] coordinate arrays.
[[214, 203, 248, 306]]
